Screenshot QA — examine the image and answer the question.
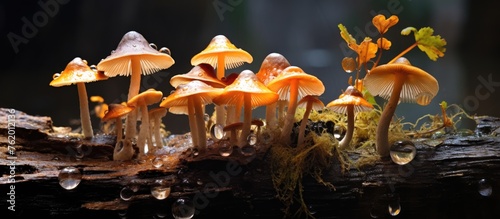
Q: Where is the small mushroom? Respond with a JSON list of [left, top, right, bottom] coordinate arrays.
[[97, 31, 175, 146], [127, 89, 163, 155], [213, 70, 278, 147], [296, 95, 325, 147], [102, 103, 135, 161], [160, 80, 223, 153], [266, 66, 325, 145], [170, 63, 226, 89], [191, 35, 253, 127], [50, 57, 108, 139], [326, 86, 374, 150], [364, 57, 439, 157], [148, 107, 168, 148], [255, 53, 291, 129]]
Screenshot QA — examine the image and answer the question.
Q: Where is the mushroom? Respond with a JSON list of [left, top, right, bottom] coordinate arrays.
[[97, 31, 175, 146], [50, 57, 108, 139], [148, 107, 168, 148], [90, 95, 110, 133], [326, 86, 374, 150], [255, 53, 291, 129], [160, 80, 223, 153], [296, 95, 325, 147], [191, 35, 253, 127], [102, 103, 135, 160], [127, 89, 163, 155], [266, 66, 325, 145], [363, 57, 439, 157], [167, 105, 200, 147], [213, 70, 278, 147], [170, 63, 226, 89]]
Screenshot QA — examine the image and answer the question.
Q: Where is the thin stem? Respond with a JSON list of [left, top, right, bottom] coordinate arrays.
[[76, 82, 93, 139], [339, 105, 354, 150], [240, 93, 252, 147], [297, 101, 313, 147], [388, 42, 418, 64], [193, 97, 207, 152], [265, 102, 277, 129], [187, 97, 199, 149], [281, 80, 299, 145], [124, 57, 142, 142]]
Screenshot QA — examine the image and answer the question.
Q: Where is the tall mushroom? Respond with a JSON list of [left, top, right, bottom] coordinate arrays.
[[191, 35, 253, 127], [266, 66, 325, 145], [296, 95, 325, 147], [50, 57, 108, 139], [160, 80, 223, 153], [97, 31, 175, 147], [213, 70, 278, 147], [363, 57, 439, 157], [326, 86, 374, 150], [127, 89, 163, 156], [255, 53, 291, 129], [102, 103, 135, 160]]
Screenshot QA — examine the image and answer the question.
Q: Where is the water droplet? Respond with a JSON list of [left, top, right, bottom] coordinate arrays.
[[431, 130, 445, 139], [149, 43, 158, 50], [341, 57, 357, 73], [52, 73, 61, 79], [111, 50, 115, 54], [151, 185, 171, 200], [90, 64, 97, 71], [388, 200, 401, 216], [152, 156, 164, 168], [478, 178, 493, 197], [159, 47, 171, 55], [52, 156, 60, 161], [218, 141, 233, 157], [247, 133, 257, 146], [58, 167, 82, 190], [390, 140, 416, 165], [203, 113, 210, 122], [192, 148, 199, 157], [172, 198, 195, 219], [210, 124, 225, 140], [120, 186, 135, 201], [196, 179, 203, 186], [333, 125, 345, 140], [240, 145, 256, 157], [415, 92, 434, 106]]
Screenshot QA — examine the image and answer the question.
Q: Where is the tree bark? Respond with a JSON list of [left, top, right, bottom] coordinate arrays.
[[1, 108, 499, 219]]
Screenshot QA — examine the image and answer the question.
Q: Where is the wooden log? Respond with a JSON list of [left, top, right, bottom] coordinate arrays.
[[1, 108, 499, 218]]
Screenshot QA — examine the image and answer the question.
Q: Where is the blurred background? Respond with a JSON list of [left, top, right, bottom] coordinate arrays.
[[1, 0, 499, 134]]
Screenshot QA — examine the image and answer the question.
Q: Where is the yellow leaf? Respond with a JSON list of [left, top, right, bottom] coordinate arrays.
[[377, 37, 392, 50], [356, 38, 378, 67], [372, 14, 399, 34], [338, 24, 358, 51], [402, 26, 447, 61]]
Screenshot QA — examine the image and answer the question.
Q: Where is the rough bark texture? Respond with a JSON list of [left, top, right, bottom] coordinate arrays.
[[1, 108, 500, 219]]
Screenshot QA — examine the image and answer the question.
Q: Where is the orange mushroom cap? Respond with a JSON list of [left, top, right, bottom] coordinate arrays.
[[266, 66, 325, 101], [102, 103, 135, 122], [191, 35, 253, 70], [50, 57, 108, 87], [364, 57, 439, 106], [160, 80, 223, 108], [127, 88, 163, 107], [326, 86, 374, 114], [97, 31, 175, 77], [170, 63, 226, 88], [212, 70, 279, 107], [256, 52, 291, 85]]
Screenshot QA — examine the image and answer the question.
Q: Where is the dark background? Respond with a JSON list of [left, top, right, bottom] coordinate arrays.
[[1, 0, 499, 134]]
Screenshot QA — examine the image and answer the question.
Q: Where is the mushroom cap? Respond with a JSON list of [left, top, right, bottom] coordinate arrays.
[[221, 72, 239, 86], [97, 31, 175, 77], [127, 88, 163, 107], [266, 66, 325, 101], [102, 103, 135, 122], [170, 63, 226, 88], [256, 52, 291, 85], [364, 57, 439, 106], [149, 107, 168, 117], [50, 57, 108, 87], [223, 122, 244, 132], [326, 86, 374, 114], [212, 70, 279, 108], [168, 105, 190, 115], [297, 95, 325, 111], [160, 80, 223, 108], [191, 35, 253, 69]]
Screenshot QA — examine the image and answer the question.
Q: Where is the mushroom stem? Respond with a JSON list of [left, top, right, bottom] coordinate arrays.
[[152, 112, 165, 147], [187, 97, 199, 149], [115, 117, 123, 143], [137, 104, 152, 155], [265, 102, 277, 129], [124, 58, 142, 142], [297, 100, 313, 147], [339, 104, 354, 150], [281, 80, 299, 145], [76, 82, 94, 139], [215, 105, 226, 127], [239, 93, 252, 147], [193, 97, 207, 152], [387, 42, 418, 65], [376, 75, 405, 157], [277, 100, 287, 126]]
